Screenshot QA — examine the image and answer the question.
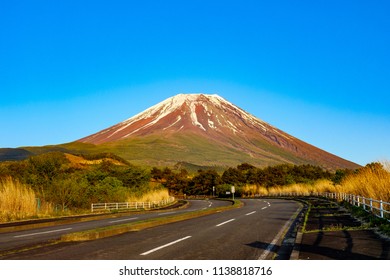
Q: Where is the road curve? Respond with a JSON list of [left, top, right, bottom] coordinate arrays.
[[2, 199, 301, 260], [0, 199, 230, 253]]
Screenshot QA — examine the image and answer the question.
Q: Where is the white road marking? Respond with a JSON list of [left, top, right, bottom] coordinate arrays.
[[140, 236, 192, 256], [14, 228, 72, 238], [108, 217, 139, 224], [158, 212, 175, 216], [246, 211, 257, 216], [261, 207, 268, 210], [216, 219, 235, 227], [258, 207, 301, 260]]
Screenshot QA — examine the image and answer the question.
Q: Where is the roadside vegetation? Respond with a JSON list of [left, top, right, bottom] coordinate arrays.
[[0, 152, 157, 221], [0, 177, 37, 221], [338, 162, 390, 202], [153, 161, 389, 201], [0, 151, 388, 222]]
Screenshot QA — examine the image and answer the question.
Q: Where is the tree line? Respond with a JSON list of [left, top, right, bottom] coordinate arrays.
[[151, 163, 342, 197], [0, 152, 359, 210]]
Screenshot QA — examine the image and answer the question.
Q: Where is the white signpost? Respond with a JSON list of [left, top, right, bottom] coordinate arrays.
[[231, 186, 235, 200]]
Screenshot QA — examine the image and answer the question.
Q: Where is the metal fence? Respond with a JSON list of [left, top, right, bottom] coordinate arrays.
[[91, 197, 175, 213], [264, 192, 390, 221]]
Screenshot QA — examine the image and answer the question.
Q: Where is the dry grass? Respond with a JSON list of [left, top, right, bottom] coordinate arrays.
[[241, 161, 390, 206], [339, 162, 390, 202], [126, 188, 170, 202], [242, 179, 338, 197], [64, 153, 126, 168], [0, 177, 37, 222]]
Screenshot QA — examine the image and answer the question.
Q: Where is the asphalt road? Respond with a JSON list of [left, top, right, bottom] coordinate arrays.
[[2, 199, 301, 260], [0, 199, 230, 253]]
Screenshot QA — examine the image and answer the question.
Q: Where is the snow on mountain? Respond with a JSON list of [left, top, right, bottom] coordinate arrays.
[[79, 93, 279, 143], [78, 93, 360, 170]]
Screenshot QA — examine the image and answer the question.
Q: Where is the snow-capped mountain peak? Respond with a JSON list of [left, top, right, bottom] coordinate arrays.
[[77, 93, 360, 170], [79, 93, 273, 143]]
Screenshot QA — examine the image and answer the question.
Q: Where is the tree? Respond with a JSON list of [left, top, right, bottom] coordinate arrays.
[[25, 152, 69, 199], [151, 167, 163, 181], [49, 174, 82, 211], [221, 167, 245, 185], [190, 170, 221, 195]]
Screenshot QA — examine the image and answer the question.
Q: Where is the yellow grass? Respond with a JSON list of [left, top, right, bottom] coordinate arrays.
[[64, 153, 126, 167], [0, 177, 37, 222], [241, 179, 338, 197], [241, 161, 390, 205], [339, 162, 390, 202], [127, 188, 170, 202]]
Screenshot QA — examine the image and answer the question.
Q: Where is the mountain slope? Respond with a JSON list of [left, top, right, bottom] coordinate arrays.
[[78, 94, 359, 170]]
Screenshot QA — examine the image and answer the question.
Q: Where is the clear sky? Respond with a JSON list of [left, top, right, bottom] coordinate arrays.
[[1, 0, 389, 166]]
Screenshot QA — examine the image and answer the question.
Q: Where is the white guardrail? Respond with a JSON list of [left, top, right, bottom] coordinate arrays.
[[91, 197, 175, 213], [265, 192, 390, 221]]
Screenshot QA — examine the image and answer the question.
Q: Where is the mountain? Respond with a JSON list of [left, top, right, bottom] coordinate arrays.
[[0, 148, 34, 161], [78, 93, 359, 170]]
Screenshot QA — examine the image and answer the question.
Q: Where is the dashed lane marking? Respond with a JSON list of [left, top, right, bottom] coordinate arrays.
[[216, 219, 236, 227], [14, 228, 73, 238], [158, 212, 176, 216], [108, 217, 139, 224], [140, 236, 192, 256]]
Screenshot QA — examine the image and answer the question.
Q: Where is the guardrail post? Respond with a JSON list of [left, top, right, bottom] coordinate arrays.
[[91, 204, 94, 213], [105, 203, 107, 210], [357, 196, 360, 207], [380, 200, 384, 218], [363, 197, 366, 210], [370, 198, 373, 212]]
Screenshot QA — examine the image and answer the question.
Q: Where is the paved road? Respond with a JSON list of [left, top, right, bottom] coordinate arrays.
[[0, 199, 229, 253], [2, 199, 301, 260]]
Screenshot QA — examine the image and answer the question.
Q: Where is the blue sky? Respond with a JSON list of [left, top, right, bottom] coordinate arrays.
[[1, 0, 389, 166]]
